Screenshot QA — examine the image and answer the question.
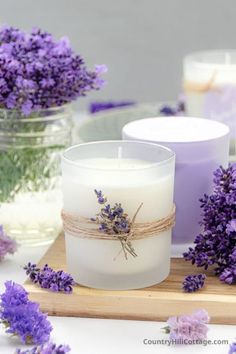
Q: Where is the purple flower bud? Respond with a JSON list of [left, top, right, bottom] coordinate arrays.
[[182, 274, 206, 292], [229, 341, 236, 354], [0, 281, 52, 344], [184, 164, 236, 283], [167, 309, 209, 341], [0, 225, 17, 261], [0, 25, 106, 115], [24, 263, 75, 293], [16, 342, 71, 354]]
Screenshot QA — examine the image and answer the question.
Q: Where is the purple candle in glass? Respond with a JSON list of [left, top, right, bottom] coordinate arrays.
[[122, 117, 230, 256]]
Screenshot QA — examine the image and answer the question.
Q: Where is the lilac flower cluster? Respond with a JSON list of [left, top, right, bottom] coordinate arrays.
[[0, 281, 52, 344], [182, 274, 206, 292], [0, 25, 106, 115], [15, 342, 71, 354], [165, 309, 209, 341], [0, 224, 17, 261], [184, 164, 236, 284], [92, 190, 137, 258], [24, 263, 75, 293], [89, 100, 135, 114]]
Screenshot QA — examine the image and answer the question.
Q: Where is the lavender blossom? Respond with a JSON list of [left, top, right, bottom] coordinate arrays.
[[229, 341, 236, 354], [24, 263, 75, 293], [183, 164, 236, 284], [15, 342, 71, 354], [0, 25, 106, 115], [92, 190, 138, 259], [89, 100, 135, 114], [0, 225, 17, 261], [166, 309, 209, 342], [15, 348, 37, 354], [182, 274, 206, 292], [93, 190, 130, 235], [0, 281, 52, 344], [219, 265, 236, 284], [159, 96, 185, 116]]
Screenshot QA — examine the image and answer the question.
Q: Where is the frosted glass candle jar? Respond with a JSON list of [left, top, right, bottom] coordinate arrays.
[[123, 117, 230, 256], [61, 141, 175, 290], [183, 50, 236, 160]]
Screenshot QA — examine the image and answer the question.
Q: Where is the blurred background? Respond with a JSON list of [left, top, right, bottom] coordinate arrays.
[[0, 0, 235, 109]]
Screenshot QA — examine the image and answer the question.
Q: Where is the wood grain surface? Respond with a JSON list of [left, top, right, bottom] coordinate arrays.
[[24, 234, 236, 324]]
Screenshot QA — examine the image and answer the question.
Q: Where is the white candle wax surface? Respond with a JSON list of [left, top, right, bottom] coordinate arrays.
[[122, 117, 229, 144], [62, 155, 175, 290]]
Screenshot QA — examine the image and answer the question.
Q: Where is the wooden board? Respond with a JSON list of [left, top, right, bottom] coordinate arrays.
[[25, 234, 236, 324]]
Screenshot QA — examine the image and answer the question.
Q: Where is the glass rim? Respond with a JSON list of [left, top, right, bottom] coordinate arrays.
[[184, 49, 236, 70], [62, 140, 175, 171], [0, 103, 72, 122], [123, 116, 230, 144]]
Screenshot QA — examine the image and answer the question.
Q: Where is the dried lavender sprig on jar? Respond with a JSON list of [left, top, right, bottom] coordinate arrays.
[[92, 189, 139, 259]]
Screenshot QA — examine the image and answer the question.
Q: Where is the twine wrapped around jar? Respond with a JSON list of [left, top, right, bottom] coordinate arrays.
[[183, 71, 217, 93], [61, 204, 176, 241]]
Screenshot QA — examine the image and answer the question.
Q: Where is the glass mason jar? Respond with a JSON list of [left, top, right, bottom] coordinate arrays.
[[0, 105, 73, 246]]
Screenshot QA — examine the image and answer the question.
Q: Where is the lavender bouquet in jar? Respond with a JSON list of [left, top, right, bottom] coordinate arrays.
[[0, 25, 106, 245]]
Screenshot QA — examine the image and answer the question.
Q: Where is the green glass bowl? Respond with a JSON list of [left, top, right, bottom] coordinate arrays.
[[77, 102, 173, 142]]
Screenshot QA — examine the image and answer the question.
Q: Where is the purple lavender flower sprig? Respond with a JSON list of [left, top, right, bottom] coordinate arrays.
[[219, 265, 236, 285], [24, 263, 75, 293], [164, 309, 209, 342], [0, 225, 17, 261], [0, 25, 107, 116], [183, 164, 236, 284], [159, 95, 185, 116], [182, 274, 206, 292], [15, 342, 71, 354], [89, 100, 135, 114], [92, 190, 139, 259], [0, 281, 52, 344], [229, 341, 236, 354]]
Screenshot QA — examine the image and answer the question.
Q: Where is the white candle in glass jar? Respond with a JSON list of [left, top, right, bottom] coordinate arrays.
[[183, 50, 236, 160], [61, 141, 175, 290]]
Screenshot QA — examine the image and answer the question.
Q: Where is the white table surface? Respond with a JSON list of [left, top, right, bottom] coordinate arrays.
[[0, 245, 235, 354]]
